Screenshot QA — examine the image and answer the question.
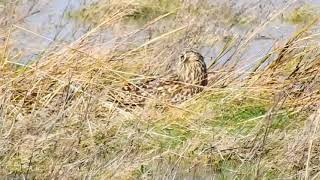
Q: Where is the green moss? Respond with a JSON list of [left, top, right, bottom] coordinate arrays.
[[283, 4, 320, 24]]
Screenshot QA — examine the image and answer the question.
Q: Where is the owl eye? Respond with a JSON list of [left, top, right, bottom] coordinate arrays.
[[180, 54, 185, 61]]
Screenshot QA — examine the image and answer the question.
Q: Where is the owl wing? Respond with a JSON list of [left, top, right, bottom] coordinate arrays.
[[112, 74, 178, 105], [111, 74, 202, 106]]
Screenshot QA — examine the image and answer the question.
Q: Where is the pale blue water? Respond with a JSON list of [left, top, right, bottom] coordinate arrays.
[[7, 0, 320, 66]]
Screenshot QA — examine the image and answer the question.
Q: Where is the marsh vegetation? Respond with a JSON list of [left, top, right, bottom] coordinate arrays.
[[1, 0, 320, 179]]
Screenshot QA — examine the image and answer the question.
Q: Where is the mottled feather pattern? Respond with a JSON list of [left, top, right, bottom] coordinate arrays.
[[113, 50, 208, 106]]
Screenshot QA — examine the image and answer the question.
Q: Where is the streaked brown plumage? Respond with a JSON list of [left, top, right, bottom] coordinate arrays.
[[112, 50, 207, 106]]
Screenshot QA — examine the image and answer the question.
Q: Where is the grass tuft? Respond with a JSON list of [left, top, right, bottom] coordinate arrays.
[[1, 1, 320, 179], [283, 4, 320, 24]]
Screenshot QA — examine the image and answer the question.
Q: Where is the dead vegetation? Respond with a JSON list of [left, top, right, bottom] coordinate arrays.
[[0, 0, 320, 179]]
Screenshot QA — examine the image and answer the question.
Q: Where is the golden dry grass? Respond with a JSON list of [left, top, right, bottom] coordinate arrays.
[[0, 1, 320, 179]]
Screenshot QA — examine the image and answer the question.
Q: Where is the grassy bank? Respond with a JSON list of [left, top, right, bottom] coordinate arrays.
[[1, 1, 320, 179]]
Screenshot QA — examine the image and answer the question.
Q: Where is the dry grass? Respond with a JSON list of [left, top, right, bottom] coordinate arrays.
[[0, 0, 320, 179]]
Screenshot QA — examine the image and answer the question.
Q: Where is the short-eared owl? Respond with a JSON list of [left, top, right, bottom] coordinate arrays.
[[112, 50, 207, 106]]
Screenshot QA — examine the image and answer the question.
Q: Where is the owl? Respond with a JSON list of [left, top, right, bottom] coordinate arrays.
[[111, 50, 207, 106]]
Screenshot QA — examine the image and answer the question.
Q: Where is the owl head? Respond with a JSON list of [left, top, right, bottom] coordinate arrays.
[[177, 50, 207, 86], [179, 50, 205, 64]]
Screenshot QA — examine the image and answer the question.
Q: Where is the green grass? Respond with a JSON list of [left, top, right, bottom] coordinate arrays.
[[1, 1, 320, 179], [67, 0, 253, 28], [190, 92, 270, 135], [283, 4, 320, 24], [67, 0, 180, 24], [213, 100, 266, 132], [153, 123, 191, 149], [126, 0, 180, 21]]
